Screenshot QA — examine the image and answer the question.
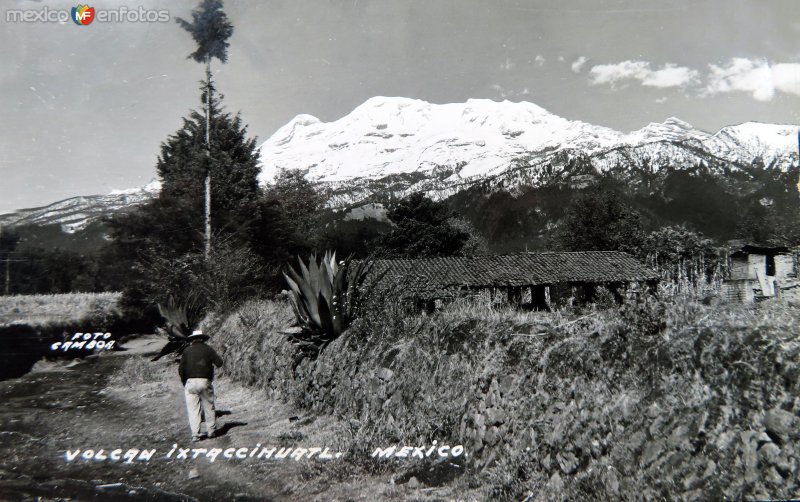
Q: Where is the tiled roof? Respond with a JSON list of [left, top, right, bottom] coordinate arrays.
[[365, 252, 658, 297]]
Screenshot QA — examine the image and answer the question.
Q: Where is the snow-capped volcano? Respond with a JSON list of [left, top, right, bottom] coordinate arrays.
[[259, 97, 624, 183], [2, 97, 798, 236], [258, 96, 798, 204]]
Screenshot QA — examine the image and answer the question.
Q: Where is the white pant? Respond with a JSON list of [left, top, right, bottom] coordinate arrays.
[[184, 378, 217, 438]]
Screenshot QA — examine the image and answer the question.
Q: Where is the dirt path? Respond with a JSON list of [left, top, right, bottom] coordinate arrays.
[[0, 336, 421, 501]]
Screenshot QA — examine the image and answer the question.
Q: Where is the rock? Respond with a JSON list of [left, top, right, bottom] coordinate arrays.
[[764, 466, 785, 486], [716, 430, 736, 451], [377, 367, 394, 381], [476, 424, 486, 444], [480, 449, 499, 470], [682, 473, 699, 490], [187, 469, 200, 480], [556, 451, 579, 475], [702, 460, 716, 479], [366, 377, 385, 399], [471, 436, 484, 454], [763, 408, 796, 445], [742, 438, 759, 484], [639, 439, 666, 468], [755, 431, 773, 447], [668, 425, 690, 450], [665, 450, 690, 471], [406, 476, 420, 488], [546, 421, 566, 447], [590, 439, 603, 459], [485, 426, 501, 446], [486, 407, 506, 426], [603, 468, 620, 497], [775, 459, 793, 479], [542, 453, 552, 471], [548, 472, 564, 492], [627, 430, 646, 453], [499, 375, 515, 396], [758, 442, 781, 465]]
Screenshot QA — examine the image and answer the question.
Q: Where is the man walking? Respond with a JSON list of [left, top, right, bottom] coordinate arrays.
[[179, 330, 224, 442]]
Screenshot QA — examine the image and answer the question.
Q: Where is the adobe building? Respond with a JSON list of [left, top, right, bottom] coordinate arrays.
[[722, 244, 799, 302], [367, 251, 659, 311]]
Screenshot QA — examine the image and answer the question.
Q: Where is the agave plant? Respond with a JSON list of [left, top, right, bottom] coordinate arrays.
[[283, 251, 373, 353], [151, 295, 205, 361]]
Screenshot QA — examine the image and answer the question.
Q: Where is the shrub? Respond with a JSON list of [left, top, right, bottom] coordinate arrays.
[[213, 292, 800, 500]]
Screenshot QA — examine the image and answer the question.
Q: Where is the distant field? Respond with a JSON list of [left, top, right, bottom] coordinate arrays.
[[0, 292, 122, 327]]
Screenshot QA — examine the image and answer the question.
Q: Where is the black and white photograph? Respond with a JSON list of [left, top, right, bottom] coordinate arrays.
[[1, 0, 799, 500]]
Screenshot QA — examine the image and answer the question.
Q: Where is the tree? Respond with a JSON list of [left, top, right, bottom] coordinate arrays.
[[264, 169, 328, 248], [3, 247, 97, 295], [448, 217, 488, 256], [375, 192, 472, 258], [558, 185, 645, 255], [104, 87, 262, 310], [642, 225, 720, 283], [176, 0, 234, 259]]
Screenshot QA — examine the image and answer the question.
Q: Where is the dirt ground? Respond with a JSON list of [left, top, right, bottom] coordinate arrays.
[[0, 335, 463, 501]]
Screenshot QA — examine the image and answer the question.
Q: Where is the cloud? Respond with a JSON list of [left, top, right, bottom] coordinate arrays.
[[491, 83, 528, 99], [491, 83, 510, 98], [534, 55, 545, 67], [705, 58, 800, 101], [582, 57, 800, 101], [642, 64, 700, 88], [589, 60, 699, 89], [571, 56, 588, 73]]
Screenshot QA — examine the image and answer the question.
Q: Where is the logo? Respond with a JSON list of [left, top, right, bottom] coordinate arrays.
[[71, 4, 95, 25]]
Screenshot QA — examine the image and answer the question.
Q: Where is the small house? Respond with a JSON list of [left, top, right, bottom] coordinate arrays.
[[723, 244, 798, 302], [366, 251, 659, 311]]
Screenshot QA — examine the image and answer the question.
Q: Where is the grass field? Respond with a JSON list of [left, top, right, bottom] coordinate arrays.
[[0, 292, 122, 328]]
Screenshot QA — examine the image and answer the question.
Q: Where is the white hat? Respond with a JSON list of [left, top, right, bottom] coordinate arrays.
[[188, 330, 207, 339]]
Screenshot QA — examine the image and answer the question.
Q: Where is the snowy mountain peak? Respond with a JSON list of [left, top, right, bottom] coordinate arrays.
[[715, 122, 797, 144], [258, 97, 628, 185], [108, 179, 162, 196], [710, 122, 799, 163], [256, 96, 798, 206], [628, 117, 709, 144]]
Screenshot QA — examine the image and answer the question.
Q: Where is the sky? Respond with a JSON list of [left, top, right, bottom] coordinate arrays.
[[1, 0, 799, 213]]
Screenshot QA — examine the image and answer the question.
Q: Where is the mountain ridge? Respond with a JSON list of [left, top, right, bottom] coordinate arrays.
[[257, 96, 799, 205], [2, 97, 797, 232]]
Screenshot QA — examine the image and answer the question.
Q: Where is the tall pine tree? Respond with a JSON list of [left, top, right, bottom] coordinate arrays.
[[104, 80, 262, 309], [176, 0, 234, 258]]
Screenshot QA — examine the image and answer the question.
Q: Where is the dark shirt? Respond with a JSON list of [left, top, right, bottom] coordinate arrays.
[[179, 341, 223, 385]]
